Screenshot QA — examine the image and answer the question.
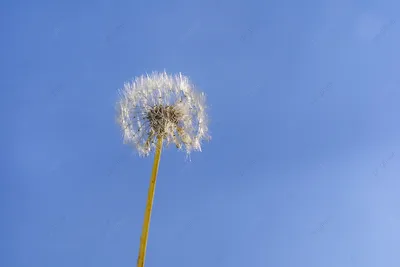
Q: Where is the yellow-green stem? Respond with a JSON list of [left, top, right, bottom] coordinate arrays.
[[137, 137, 163, 267]]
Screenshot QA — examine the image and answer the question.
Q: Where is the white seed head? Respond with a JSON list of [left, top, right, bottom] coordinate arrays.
[[116, 71, 210, 157]]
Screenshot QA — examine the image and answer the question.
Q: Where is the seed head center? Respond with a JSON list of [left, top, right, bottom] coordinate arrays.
[[146, 105, 182, 136]]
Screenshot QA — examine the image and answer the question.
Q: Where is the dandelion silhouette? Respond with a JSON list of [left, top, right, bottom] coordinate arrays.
[[116, 71, 210, 267]]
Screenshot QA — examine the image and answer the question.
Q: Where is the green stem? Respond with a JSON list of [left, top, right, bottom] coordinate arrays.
[[136, 137, 163, 267]]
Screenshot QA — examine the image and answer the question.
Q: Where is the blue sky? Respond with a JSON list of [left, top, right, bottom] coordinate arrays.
[[1, 0, 400, 266]]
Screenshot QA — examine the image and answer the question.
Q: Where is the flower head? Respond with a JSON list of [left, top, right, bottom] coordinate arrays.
[[117, 71, 210, 157]]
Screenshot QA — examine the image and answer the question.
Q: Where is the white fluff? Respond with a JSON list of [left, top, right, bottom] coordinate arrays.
[[117, 71, 210, 157]]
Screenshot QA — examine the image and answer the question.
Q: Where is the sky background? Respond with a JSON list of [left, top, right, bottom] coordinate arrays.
[[1, 0, 400, 266]]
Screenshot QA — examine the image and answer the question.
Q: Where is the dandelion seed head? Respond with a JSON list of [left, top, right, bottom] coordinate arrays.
[[117, 71, 210, 157]]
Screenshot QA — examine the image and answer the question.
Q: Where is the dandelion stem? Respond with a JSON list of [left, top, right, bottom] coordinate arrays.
[[137, 136, 163, 267]]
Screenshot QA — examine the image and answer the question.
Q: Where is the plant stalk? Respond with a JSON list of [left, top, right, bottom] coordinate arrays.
[[137, 137, 163, 267]]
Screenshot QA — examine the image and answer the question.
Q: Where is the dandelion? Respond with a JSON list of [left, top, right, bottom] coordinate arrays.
[[116, 71, 210, 267]]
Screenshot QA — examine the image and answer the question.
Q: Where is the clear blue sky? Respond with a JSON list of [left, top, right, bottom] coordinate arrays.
[[1, 0, 400, 266]]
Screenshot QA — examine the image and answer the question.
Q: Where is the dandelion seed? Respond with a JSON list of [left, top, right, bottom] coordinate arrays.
[[115, 71, 210, 267], [117, 71, 210, 157]]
